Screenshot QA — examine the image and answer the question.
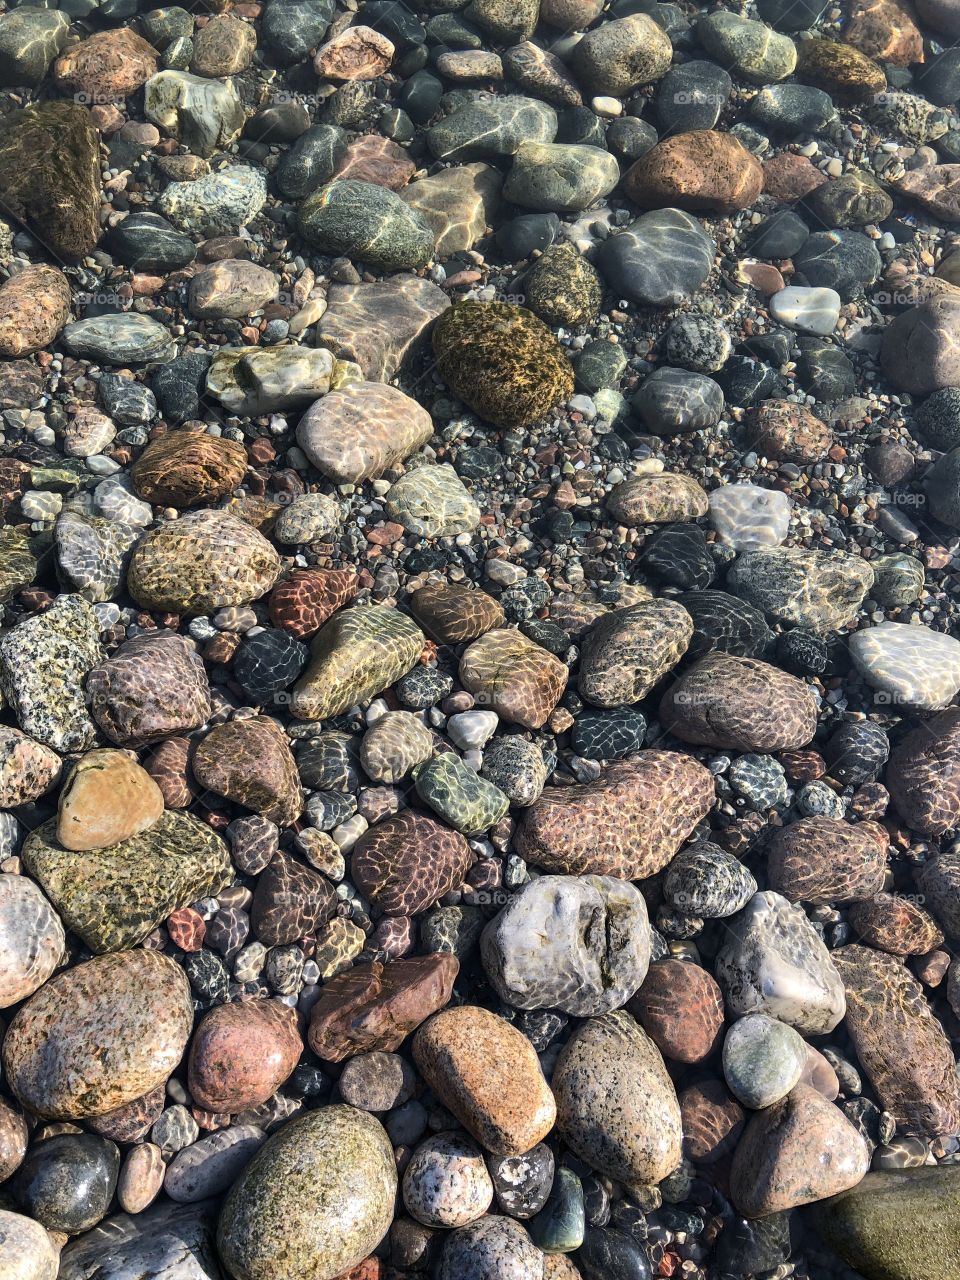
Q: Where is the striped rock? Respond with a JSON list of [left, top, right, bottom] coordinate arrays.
[[459, 629, 567, 729]]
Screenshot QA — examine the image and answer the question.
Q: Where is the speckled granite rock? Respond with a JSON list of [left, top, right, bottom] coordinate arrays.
[[0, 875, 64, 1009], [86, 633, 211, 747], [0, 527, 36, 603], [131, 432, 247, 508], [886, 707, 960, 836], [415, 751, 510, 834], [517, 754, 714, 878], [459, 628, 567, 729], [578, 599, 693, 707], [297, 381, 434, 484], [3, 950, 193, 1119], [767, 816, 887, 905], [351, 810, 473, 916], [128, 511, 281, 615], [662, 842, 757, 918], [22, 810, 231, 954], [833, 943, 960, 1137], [727, 547, 874, 631], [192, 717, 303, 826], [0, 726, 60, 807], [553, 1009, 682, 1185], [0, 593, 102, 753], [218, 1106, 396, 1280], [0, 264, 71, 357], [437, 1216, 543, 1280], [291, 605, 424, 719]]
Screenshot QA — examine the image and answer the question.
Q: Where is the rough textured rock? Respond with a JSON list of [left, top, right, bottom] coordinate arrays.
[[459, 628, 567, 729], [188, 1000, 303, 1114], [628, 959, 725, 1064], [131, 432, 247, 508], [766, 816, 888, 905], [607, 473, 709, 525], [726, 547, 874, 631], [886, 707, 960, 836], [0, 726, 60, 808], [291, 606, 424, 719], [0, 265, 71, 358], [192, 716, 303, 826], [624, 130, 764, 214]]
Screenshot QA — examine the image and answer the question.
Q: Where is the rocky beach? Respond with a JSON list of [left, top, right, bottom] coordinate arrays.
[[2, 0, 960, 1276]]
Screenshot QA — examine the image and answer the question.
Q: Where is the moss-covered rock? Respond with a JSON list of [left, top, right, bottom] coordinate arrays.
[[524, 241, 602, 327]]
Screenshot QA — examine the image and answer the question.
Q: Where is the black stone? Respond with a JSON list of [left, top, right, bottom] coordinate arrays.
[[749, 83, 836, 133], [676, 589, 774, 659], [13, 1134, 119, 1234], [496, 212, 560, 260], [365, 0, 427, 48], [577, 1227, 652, 1280], [489, 1143, 555, 1219], [914, 386, 960, 449], [244, 102, 312, 143], [529, 1167, 586, 1253], [105, 212, 197, 273], [915, 48, 960, 105], [455, 445, 504, 480], [717, 356, 784, 407], [717, 1212, 795, 1274], [275, 123, 348, 200], [261, 0, 334, 63], [97, 372, 157, 426], [233, 628, 308, 700], [741, 331, 794, 367], [750, 210, 810, 259], [824, 720, 890, 785], [792, 230, 881, 300], [606, 116, 658, 161], [184, 949, 230, 1003], [572, 708, 647, 760], [797, 339, 856, 400], [557, 107, 607, 148], [148, 352, 211, 426], [776, 628, 829, 676], [637, 522, 715, 589], [522, 619, 570, 655], [401, 70, 444, 124], [654, 61, 731, 133], [755, 0, 827, 29]]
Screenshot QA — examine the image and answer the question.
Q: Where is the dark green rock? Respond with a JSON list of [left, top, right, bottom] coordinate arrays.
[[276, 124, 348, 200], [298, 180, 435, 271], [806, 169, 893, 228], [529, 1167, 586, 1253], [414, 752, 509, 834], [13, 1134, 119, 1234], [574, 341, 627, 393]]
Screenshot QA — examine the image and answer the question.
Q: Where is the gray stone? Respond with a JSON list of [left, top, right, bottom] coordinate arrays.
[[662, 842, 757, 918], [697, 11, 796, 83], [60, 315, 176, 366], [164, 1127, 266, 1203], [206, 345, 359, 416], [427, 95, 556, 163], [385, 464, 480, 538], [298, 180, 435, 271], [503, 142, 620, 212], [850, 621, 960, 710], [632, 367, 724, 434], [159, 165, 267, 237], [0, 8, 70, 88], [144, 71, 245, 157], [727, 546, 874, 631], [58, 1199, 220, 1280], [597, 209, 715, 306], [722, 1012, 807, 1109]]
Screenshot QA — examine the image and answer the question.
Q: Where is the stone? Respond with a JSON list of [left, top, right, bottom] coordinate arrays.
[[503, 142, 620, 213], [437, 1217, 543, 1280], [191, 13, 256, 76], [481, 875, 650, 1016], [159, 165, 266, 236], [385, 464, 480, 538], [0, 726, 60, 808], [502, 42, 582, 107], [0, 1209, 58, 1280], [679, 1080, 745, 1165], [207, 345, 358, 416], [188, 260, 278, 319], [291, 606, 424, 720], [553, 1009, 682, 1185], [632, 368, 725, 435], [86, 633, 211, 747], [315, 25, 393, 79], [262, 0, 335, 63], [56, 749, 164, 852], [22, 809, 231, 954], [850, 622, 960, 709], [0, 101, 101, 261], [0, 265, 71, 358], [844, 0, 922, 63], [57, 1200, 219, 1280], [459, 628, 567, 729], [54, 28, 157, 100], [808, 169, 894, 227], [401, 163, 501, 257], [796, 37, 886, 100], [61, 314, 176, 366], [164, 1127, 266, 1203], [722, 1013, 807, 1109], [352, 810, 472, 916], [624, 130, 763, 215], [917, 846, 960, 938], [106, 212, 196, 272], [3, 950, 193, 1120], [308, 955, 458, 1061], [597, 209, 715, 307], [0, 594, 102, 753], [409, 583, 504, 643], [251, 853, 336, 946], [298, 181, 434, 272], [677, 589, 774, 661], [481, 736, 548, 807], [715, 890, 846, 1034], [403, 1133, 493, 1228], [628, 959, 725, 1064], [608, 473, 709, 525], [432, 302, 573, 430], [881, 295, 960, 395], [709, 483, 791, 550], [188, 1000, 302, 1114], [414, 1005, 555, 1156], [128, 510, 280, 615], [848, 892, 943, 956], [887, 708, 960, 837], [144, 71, 245, 158], [360, 712, 434, 784], [767, 816, 886, 905], [415, 752, 509, 834], [274, 496, 342, 546], [697, 12, 797, 83], [217, 1107, 396, 1280], [270, 568, 357, 639], [763, 151, 828, 201], [770, 286, 841, 336], [524, 242, 601, 327], [662, 843, 757, 918], [927, 447, 960, 530], [12, 1132, 119, 1234], [0, 8, 69, 88], [333, 135, 416, 190], [193, 717, 302, 826], [0, 875, 64, 1011], [727, 546, 874, 631], [428, 95, 556, 164], [660, 653, 818, 752], [730, 1085, 870, 1217], [518, 754, 713, 879], [578, 600, 692, 707], [276, 123, 347, 198], [793, 230, 880, 301], [655, 60, 731, 133], [317, 276, 450, 382], [569, 15, 672, 97], [833, 943, 960, 1137], [338, 1052, 414, 1112]]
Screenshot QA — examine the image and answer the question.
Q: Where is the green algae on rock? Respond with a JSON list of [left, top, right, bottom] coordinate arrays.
[[298, 179, 435, 271], [432, 301, 574, 429], [523, 241, 602, 327], [22, 810, 232, 953]]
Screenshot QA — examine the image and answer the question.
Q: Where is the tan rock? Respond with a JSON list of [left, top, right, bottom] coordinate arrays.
[[746, 399, 833, 464], [117, 1142, 165, 1213], [624, 130, 763, 215], [188, 260, 279, 319], [0, 265, 71, 358], [191, 14, 257, 77], [0, 1100, 28, 1183], [56, 749, 164, 852], [314, 26, 393, 80], [401, 163, 502, 256], [413, 1005, 556, 1156], [796, 38, 886, 100], [53, 27, 157, 101], [0, 1209, 59, 1280], [459, 628, 567, 730], [766, 816, 887, 905], [607, 473, 709, 525], [844, 0, 923, 66], [297, 381, 433, 485]]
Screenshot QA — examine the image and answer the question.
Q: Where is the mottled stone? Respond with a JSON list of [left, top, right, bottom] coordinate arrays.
[[727, 547, 874, 631], [437, 1217, 543, 1280], [748, 400, 833, 463], [628, 959, 725, 1064], [409, 583, 504, 644], [886, 707, 960, 836], [359, 712, 433, 784], [188, 1000, 302, 1114], [87, 633, 211, 747], [298, 180, 434, 272], [0, 727, 59, 808], [386, 464, 480, 538], [297, 382, 433, 485], [193, 717, 302, 826], [625, 130, 763, 215], [0, 265, 71, 358], [0, 875, 64, 1010], [679, 1080, 745, 1165], [503, 141, 620, 213], [12, 1131, 119, 1234], [352, 810, 472, 916], [316, 276, 450, 382], [0, 1209, 58, 1280], [191, 13, 256, 76], [57, 1199, 218, 1280], [118, 1142, 165, 1214], [415, 752, 509, 834], [403, 1133, 493, 1228], [850, 622, 960, 710], [796, 37, 886, 99], [54, 27, 157, 100], [55, 512, 138, 604], [881, 295, 960, 395], [845, 0, 922, 64], [848, 892, 944, 956], [606, 473, 709, 525], [459, 629, 567, 729], [270, 568, 357, 640], [251, 853, 336, 947], [207, 345, 358, 416], [3, 950, 193, 1120], [767, 816, 887, 905], [578, 599, 692, 708], [131, 431, 247, 508], [662, 842, 757, 918]]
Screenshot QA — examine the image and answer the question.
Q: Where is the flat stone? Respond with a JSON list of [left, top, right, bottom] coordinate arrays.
[[316, 275, 450, 382], [188, 260, 278, 319], [22, 809, 231, 954], [188, 1001, 302, 1114], [144, 71, 245, 158], [0, 265, 71, 358], [624, 129, 764, 215], [58, 1199, 219, 1280], [727, 546, 874, 631], [159, 165, 266, 236], [3, 950, 193, 1120], [360, 711, 434, 784], [333, 134, 415, 190], [415, 752, 510, 834], [709, 483, 791, 549], [409, 583, 504, 643], [481, 874, 651, 1016], [881, 296, 960, 395], [502, 42, 582, 107], [628, 958, 725, 1064], [607, 473, 709, 525], [632, 367, 724, 434], [352, 810, 472, 916], [56, 749, 164, 852], [597, 209, 715, 307], [697, 11, 797, 82], [207, 344, 358, 417], [131, 431, 247, 509], [269, 568, 358, 639], [61, 314, 176, 366], [0, 726, 60, 808], [503, 141, 620, 212], [165, 1126, 265, 1203], [386, 464, 479, 538], [459, 628, 567, 729], [850, 621, 960, 709], [578, 599, 692, 707], [298, 180, 434, 272], [427, 95, 556, 163], [401, 163, 501, 257], [770, 285, 841, 335], [87, 633, 211, 747]]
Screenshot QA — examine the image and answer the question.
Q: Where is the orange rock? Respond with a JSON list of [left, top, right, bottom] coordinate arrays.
[[53, 28, 158, 102], [762, 152, 828, 202], [844, 0, 923, 66], [314, 26, 394, 80], [624, 130, 763, 215]]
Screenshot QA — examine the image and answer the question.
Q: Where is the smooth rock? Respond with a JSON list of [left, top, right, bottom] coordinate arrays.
[[56, 749, 163, 852], [722, 1013, 807, 1109], [188, 1001, 302, 1115]]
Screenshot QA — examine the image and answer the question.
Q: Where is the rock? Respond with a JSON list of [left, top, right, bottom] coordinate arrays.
[[54, 28, 157, 101], [0, 1209, 58, 1280], [57, 1199, 219, 1280], [770, 286, 841, 336], [881, 295, 960, 395], [796, 37, 886, 100], [165, 1126, 265, 1203], [315, 25, 393, 79], [850, 621, 960, 709], [597, 209, 715, 306], [409, 583, 504, 643], [727, 546, 874, 631], [722, 1013, 807, 1109], [401, 163, 501, 256], [628, 959, 725, 1064], [481, 874, 651, 1016], [352, 810, 472, 915], [833, 943, 960, 1137], [413, 1006, 556, 1156], [193, 718, 302, 826], [428, 95, 556, 164], [118, 1142, 165, 1214], [808, 168, 894, 227], [624, 130, 763, 215], [3, 950, 193, 1120], [86, 633, 211, 747], [298, 181, 434, 271], [0, 265, 71, 358], [56, 749, 163, 852], [518, 754, 713, 879], [22, 809, 231, 954], [308, 955, 458, 1061], [466, 0, 538, 42], [0, 527, 36, 604], [317, 276, 449, 382], [276, 122, 347, 198], [0, 593, 102, 753], [767, 816, 886, 905], [553, 1009, 682, 1185], [524, 241, 601, 326], [333, 134, 416, 190], [730, 1085, 870, 1216], [503, 142, 619, 212], [848, 892, 943, 956], [679, 1080, 745, 1165], [715, 890, 846, 1034], [415, 752, 509, 834], [385, 464, 480, 538], [578, 600, 692, 707], [0, 726, 60, 808], [662, 843, 757, 918], [0, 875, 64, 1011], [251, 853, 335, 946], [360, 712, 434, 784], [262, 0, 335, 62], [655, 60, 731, 132], [159, 165, 266, 236], [0, 101, 101, 261], [61, 314, 176, 366], [144, 71, 245, 158], [131, 431, 246, 508], [927, 446, 960, 530], [660, 653, 818, 751], [0, 8, 69, 87], [188, 1001, 302, 1114], [270, 568, 357, 640], [632, 368, 724, 435], [191, 13, 256, 76], [569, 15, 672, 96], [217, 1106, 396, 1280], [403, 1133, 493, 1227], [106, 211, 196, 272], [844, 0, 922, 64], [459, 628, 567, 729], [432, 301, 573, 429], [12, 1132, 119, 1234], [607, 473, 709, 525], [711, 485, 793, 550], [128, 510, 280, 615], [481, 736, 548, 807], [502, 42, 582, 107], [188, 260, 278, 319], [207, 345, 358, 416], [437, 1217, 543, 1280], [697, 12, 797, 82], [886, 708, 960, 836]]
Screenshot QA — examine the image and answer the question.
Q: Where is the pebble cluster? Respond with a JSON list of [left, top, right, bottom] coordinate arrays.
[[4, 0, 960, 1277]]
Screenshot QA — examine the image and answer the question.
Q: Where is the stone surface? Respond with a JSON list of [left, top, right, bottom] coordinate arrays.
[[386, 464, 480, 538], [722, 1012, 808, 1109], [597, 209, 715, 307], [0, 1209, 58, 1280], [709, 483, 791, 550], [607, 473, 709, 525], [409, 583, 504, 643], [0, 265, 71, 358], [86, 633, 211, 747], [578, 599, 692, 707], [402, 1133, 493, 1228], [401, 163, 502, 256], [766, 816, 887, 905], [662, 842, 757, 918], [727, 547, 874, 631], [207, 344, 358, 417], [316, 276, 450, 381], [624, 130, 764, 215], [193, 716, 302, 826], [0, 726, 60, 808], [188, 1000, 302, 1114], [251, 853, 336, 946], [569, 15, 672, 96], [850, 621, 960, 709], [459, 628, 567, 729], [886, 707, 960, 836], [628, 958, 725, 1064], [298, 180, 434, 271], [145, 71, 245, 158], [881, 296, 960, 394], [352, 810, 472, 916], [165, 1126, 266, 1203], [56, 749, 163, 852], [0, 875, 64, 1010]]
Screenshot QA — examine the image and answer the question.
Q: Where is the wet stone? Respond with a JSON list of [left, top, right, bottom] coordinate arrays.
[[193, 716, 303, 826], [578, 599, 692, 708], [628, 958, 725, 1064], [0, 875, 65, 1010], [352, 809, 472, 916], [597, 209, 715, 307], [727, 546, 874, 631], [251, 853, 336, 946], [415, 751, 510, 834], [87, 633, 211, 747]]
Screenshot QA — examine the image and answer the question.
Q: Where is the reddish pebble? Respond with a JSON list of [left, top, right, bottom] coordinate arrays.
[[167, 907, 206, 952], [188, 999, 303, 1114], [628, 959, 725, 1063], [269, 568, 358, 638]]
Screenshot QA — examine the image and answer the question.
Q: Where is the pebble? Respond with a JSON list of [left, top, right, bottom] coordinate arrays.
[[770, 285, 841, 335], [722, 1013, 808, 1109], [402, 1132, 493, 1227], [850, 621, 960, 709]]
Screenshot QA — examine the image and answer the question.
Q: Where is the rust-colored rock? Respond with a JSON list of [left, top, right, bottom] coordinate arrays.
[[766, 816, 887, 905], [628, 959, 724, 1063], [193, 717, 303, 827], [131, 431, 247, 509], [188, 1000, 303, 1114], [0, 266, 71, 358], [351, 810, 473, 917], [624, 130, 763, 215], [308, 955, 459, 1062], [408, 582, 505, 644], [679, 1080, 745, 1165], [269, 568, 358, 639], [53, 28, 158, 101], [844, 0, 923, 66], [762, 152, 828, 202], [894, 165, 960, 223], [848, 892, 944, 955], [333, 135, 416, 191], [886, 706, 960, 836], [747, 400, 833, 464], [314, 26, 394, 80]]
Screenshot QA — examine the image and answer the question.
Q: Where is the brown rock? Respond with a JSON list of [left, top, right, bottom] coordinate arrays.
[[144, 737, 197, 808], [0, 726, 60, 807], [351, 810, 473, 917], [762, 152, 828, 202], [459, 629, 567, 730], [894, 165, 960, 222], [188, 260, 279, 320], [679, 1080, 745, 1165], [408, 583, 505, 644], [746, 400, 833, 464], [628, 959, 724, 1063], [832, 944, 960, 1137], [624, 130, 763, 215], [314, 26, 394, 80], [796, 38, 886, 100], [730, 1084, 870, 1217], [606, 473, 709, 525], [191, 14, 257, 76], [333, 135, 416, 190], [131, 431, 247, 508], [516, 753, 714, 879], [118, 1142, 165, 1214], [766, 816, 887, 905], [540, 0, 603, 24], [87, 1084, 166, 1143], [844, 0, 923, 66], [848, 892, 944, 955], [0, 266, 71, 358], [192, 717, 303, 826], [53, 28, 158, 101], [0, 1101, 27, 1183], [886, 706, 960, 835], [309, 955, 459, 1062], [316, 276, 450, 383], [188, 1000, 303, 1113], [269, 568, 358, 639], [56, 748, 164, 852], [413, 1005, 556, 1157], [251, 854, 336, 948]]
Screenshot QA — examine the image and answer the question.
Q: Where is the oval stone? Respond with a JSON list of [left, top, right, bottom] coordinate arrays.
[[0, 875, 64, 1009], [0, 1208, 59, 1280], [188, 1000, 303, 1115]]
